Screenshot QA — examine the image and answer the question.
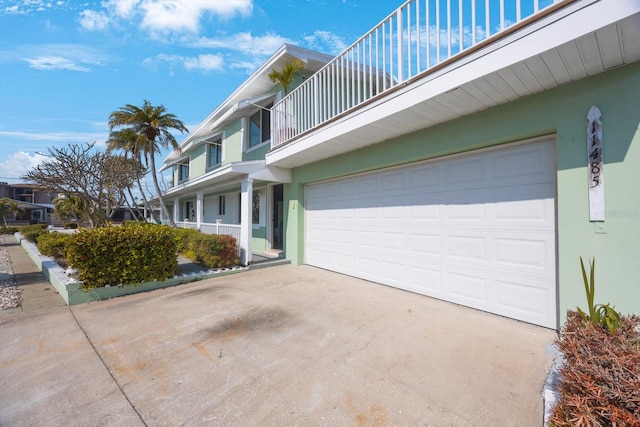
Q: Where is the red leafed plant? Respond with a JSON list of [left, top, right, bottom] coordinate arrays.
[[550, 311, 640, 426]]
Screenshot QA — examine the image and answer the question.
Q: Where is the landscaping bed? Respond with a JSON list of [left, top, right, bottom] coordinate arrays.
[[549, 311, 640, 426], [12, 223, 246, 305]]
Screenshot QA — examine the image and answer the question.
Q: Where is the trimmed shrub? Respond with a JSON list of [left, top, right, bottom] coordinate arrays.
[[550, 311, 640, 426], [172, 228, 201, 253], [66, 224, 178, 289], [0, 226, 19, 235], [18, 224, 49, 243], [36, 231, 72, 259], [188, 233, 239, 269]]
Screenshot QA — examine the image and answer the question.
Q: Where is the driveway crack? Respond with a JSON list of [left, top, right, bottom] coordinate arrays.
[[67, 306, 147, 426]]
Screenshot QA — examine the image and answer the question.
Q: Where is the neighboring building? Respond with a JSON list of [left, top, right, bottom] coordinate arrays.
[[0, 182, 56, 224], [160, 0, 640, 330]]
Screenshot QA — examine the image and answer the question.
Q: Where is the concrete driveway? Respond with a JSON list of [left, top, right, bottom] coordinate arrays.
[[0, 264, 555, 426]]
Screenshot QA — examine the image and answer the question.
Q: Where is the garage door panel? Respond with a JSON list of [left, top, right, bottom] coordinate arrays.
[[409, 266, 442, 292], [445, 156, 486, 185], [447, 235, 487, 261], [490, 144, 555, 185], [409, 166, 441, 188], [380, 171, 406, 191], [410, 233, 441, 255], [447, 272, 489, 302], [495, 276, 555, 320], [306, 140, 557, 328], [494, 237, 553, 270]]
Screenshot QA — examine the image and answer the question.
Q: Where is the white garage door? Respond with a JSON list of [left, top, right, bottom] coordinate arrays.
[[305, 140, 557, 328]]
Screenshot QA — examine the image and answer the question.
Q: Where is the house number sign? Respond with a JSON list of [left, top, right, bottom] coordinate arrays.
[[587, 105, 605, 221]]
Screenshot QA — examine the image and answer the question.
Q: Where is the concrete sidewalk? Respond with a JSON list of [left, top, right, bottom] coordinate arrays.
[[0, 237, 556, 426], [1, 235, 66, 312]]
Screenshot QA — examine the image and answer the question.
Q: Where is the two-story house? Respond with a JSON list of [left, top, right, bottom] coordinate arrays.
[[160, 0, 640, 330], [156, 45, 333, 265]]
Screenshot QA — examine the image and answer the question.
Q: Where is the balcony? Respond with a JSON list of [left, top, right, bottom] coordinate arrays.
[[267, 0, 640, 168]]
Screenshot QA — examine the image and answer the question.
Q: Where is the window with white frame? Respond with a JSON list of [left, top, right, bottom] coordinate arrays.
[[178, 163, 189, 182], [207, 138, 222, 169], [248, 103, 272, 149]]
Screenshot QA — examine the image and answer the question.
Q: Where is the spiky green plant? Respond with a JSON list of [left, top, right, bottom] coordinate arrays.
[[577, 257, 621, 333]]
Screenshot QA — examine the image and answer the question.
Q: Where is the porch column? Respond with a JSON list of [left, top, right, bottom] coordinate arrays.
[[240, 178, 253, 266], [173, 197, 180, 225], [196, 191, 203, 228]]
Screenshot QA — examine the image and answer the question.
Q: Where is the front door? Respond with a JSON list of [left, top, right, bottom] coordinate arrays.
[[272, 184, 283, 250]]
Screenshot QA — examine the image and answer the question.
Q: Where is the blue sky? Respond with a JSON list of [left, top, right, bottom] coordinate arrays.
[[0, 0, 388, 184]]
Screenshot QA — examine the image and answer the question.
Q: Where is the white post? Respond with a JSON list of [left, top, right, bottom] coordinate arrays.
[[196, 191, 203, 228], [173, 197, 180, 226], [240, 178, 253, 265]]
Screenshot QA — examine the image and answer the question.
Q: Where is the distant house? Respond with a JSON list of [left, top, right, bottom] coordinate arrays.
[[0, 182, 56, 225], [158, 0, 640, 330]]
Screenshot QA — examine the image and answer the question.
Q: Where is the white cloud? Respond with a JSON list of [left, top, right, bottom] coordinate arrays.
[[190, 32, 290, 56], [79, 9, 109, 31], [303, 30, 348, 55], [24, 56, 91, 71], [80, 0, 253, 34], [0, 152, 46, 182], [0, 130, 107, 144], [150, 53, 224, 72], [4, 5, 21, 14], [140, 0, 252, 33], [16, 44, 108, 72], [104, 0, 140, 19], [184, 54, 223, 71]]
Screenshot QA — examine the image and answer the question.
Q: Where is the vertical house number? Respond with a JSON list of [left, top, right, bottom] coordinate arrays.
[[587, 105, 605, 221]]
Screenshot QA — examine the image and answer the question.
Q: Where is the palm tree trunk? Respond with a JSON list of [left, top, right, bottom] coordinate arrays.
[[134, 163, 153, 221], [125, 187, 141, 221], [148, 150, 175, 226]]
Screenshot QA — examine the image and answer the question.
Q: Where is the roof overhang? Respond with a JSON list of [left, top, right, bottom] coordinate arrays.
[[161, 44, 333, 167], [152, 161, 291, 201]]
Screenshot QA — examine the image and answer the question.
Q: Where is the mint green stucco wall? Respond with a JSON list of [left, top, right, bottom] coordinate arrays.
[[284, 62, 640, 325], [189, 145, 206, 178], [223, 120, 244, 164]]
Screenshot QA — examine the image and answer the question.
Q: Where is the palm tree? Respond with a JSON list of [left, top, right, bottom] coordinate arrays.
[[108, 100, 188, 227], [0, 197, 23, 225], [53, 195, 86, 226], [268, 59, 305, 94], [107, 128, 153, 220]]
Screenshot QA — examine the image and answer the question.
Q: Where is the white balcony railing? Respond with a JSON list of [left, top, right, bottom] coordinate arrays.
[[175, 221, 241, 242], [199, 222, 241, 242], [272, 0, 562, 148]]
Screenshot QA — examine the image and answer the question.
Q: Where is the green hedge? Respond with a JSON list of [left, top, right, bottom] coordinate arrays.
[[18, 224, 49, 243], [0, 226, 19, 235], [66, 224, 178, 289], [36, 232, 72, 259], [172, 228, 201, 253]]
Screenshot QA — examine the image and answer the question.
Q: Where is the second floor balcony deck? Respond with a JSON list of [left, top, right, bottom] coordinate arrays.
[[267, 0, 640, 168]]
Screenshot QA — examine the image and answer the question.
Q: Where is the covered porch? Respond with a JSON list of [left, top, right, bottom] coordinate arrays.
[[157, 160, 290, 266]]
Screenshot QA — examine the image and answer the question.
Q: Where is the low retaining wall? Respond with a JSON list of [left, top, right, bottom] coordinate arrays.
[[15, 232, 247, 305]]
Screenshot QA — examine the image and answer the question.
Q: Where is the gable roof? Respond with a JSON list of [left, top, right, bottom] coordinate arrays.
[[162, 44, 333, 167]]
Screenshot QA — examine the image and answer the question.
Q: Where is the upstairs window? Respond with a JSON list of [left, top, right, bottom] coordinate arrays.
[[207, 140, 222, 169], [179, 163, 189, 182], [248, 103, 272, 149]]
